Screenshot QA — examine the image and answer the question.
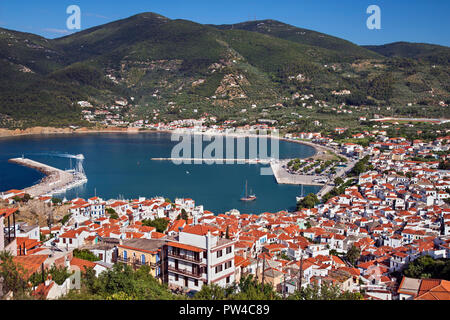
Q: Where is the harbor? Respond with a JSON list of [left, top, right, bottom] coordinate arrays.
[[8, 156, 87, 197]]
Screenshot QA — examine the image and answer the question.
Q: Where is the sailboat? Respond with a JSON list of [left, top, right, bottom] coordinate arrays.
[[296, 185, 305, 203], [240, 180, 257, 201]]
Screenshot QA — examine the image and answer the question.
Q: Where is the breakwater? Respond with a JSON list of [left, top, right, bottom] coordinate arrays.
[[8, 158, 87, 197]]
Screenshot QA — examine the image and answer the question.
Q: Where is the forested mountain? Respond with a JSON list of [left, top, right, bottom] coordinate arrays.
[[0, 12, 448, 128]]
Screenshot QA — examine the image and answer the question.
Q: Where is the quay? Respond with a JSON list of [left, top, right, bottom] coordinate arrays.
[[270, 160, 325, 186], [151, 157, 272, 164], [8, 157, 87, 197]]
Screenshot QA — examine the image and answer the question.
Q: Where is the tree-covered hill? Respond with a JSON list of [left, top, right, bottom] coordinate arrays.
[[0, 12, 448, 128]]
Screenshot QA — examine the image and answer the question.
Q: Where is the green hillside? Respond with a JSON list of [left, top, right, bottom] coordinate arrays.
[[0, 13, 448, 129], [364, 42, 450, 64], [212, 20, 382, 61]]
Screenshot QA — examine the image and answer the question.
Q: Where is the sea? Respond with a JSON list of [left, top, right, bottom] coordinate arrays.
[[0, 132, 320, 214]]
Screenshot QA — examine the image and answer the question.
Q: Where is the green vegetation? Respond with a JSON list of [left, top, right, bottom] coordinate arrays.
[[350, 156, 372, 176], [322, 178, 357, 203], [289, 282, 363, 300], [0, 251, 29, 298], [106, 208, 119, 219], [0, 13, 448, 128], [51, 197, 63, 205], [177, 209, 188, 221], [403, 256, 450, 280], [29, 265, 72, 286], [195, 275, 279, 300], [73, 249, 100, 262], [346, 245, 361, 267], [296, 193, 320, 210], [334, 177, 344, 186], [439, 161, 450, 170], [61, 213, 72, 225], [12, 193, 31, 203], [142, 218, 170, 233], [62, 264, 176, 300]]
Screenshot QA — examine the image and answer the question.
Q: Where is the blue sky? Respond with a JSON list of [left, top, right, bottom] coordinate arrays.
[[0, 0, 448, 46]]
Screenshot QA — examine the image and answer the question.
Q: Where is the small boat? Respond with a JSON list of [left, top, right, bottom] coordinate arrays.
[[240, 180, 256, 201]]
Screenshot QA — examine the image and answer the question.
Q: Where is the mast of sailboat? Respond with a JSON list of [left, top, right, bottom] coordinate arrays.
[[245, 180, 248, 198]]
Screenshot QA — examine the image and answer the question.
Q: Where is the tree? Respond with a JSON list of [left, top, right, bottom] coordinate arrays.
[[403, 255, 450, 280], [61, 213, 72, 225], [73, 249, 100, 262], [180, 209, 188, 221], [334, 177, 344, 186], [346, 245, 361, 266], [61, 264, 175, 300], [290, 282, 363, 300], [29, 264, 72, 286], [297, 193, 320, 210], [194, 283, 227, 300], [51, 198, 62, 205], [142, 218, 170, 233], [106, 208, 119, 219], [0, 251, 29, 298]]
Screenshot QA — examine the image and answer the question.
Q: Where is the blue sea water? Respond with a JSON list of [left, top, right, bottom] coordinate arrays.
[[0, 132, 319, 214]]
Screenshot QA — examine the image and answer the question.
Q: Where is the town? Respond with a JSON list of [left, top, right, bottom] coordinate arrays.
[[0, 126, 449, 300]]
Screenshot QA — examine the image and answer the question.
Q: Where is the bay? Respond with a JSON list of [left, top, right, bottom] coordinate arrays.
[[0, 132, 320, 214]]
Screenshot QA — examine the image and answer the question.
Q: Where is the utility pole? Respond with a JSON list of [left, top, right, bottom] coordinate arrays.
[[256, 256, 260, 282], [298, 255, 304, 292], [261, 254, 266, 293]]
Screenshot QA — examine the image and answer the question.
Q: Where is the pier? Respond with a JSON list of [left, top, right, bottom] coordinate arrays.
[[8, 157, 87, 197], [151, 157, 272, 164]]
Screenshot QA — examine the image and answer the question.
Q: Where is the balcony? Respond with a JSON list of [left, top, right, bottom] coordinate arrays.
[[3, 226, 16, 248], [117, 256, 159, 268], [167, 251, 204, 265], [168, 266, 203, 279]]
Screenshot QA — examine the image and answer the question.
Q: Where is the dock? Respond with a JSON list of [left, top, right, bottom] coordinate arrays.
[[8, 157, 87, 197], [270, 160, 325, 186], [151, 157, 272, 164]]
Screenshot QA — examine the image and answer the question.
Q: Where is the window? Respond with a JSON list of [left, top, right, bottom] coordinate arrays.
[[226, 246, 232, 254], [217, 250, 223, 258], [226, 276, 230, 284], [175, 274, 179, 281], [215, 264, 223, 273], [194, 279, 198, 287], [99, 253, 103, 260]]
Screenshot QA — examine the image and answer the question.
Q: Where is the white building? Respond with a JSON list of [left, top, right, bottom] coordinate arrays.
[[165, 224, 235, 292]]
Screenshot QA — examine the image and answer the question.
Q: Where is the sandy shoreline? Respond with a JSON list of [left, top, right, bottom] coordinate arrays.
[[0, 126, 143, 139]]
